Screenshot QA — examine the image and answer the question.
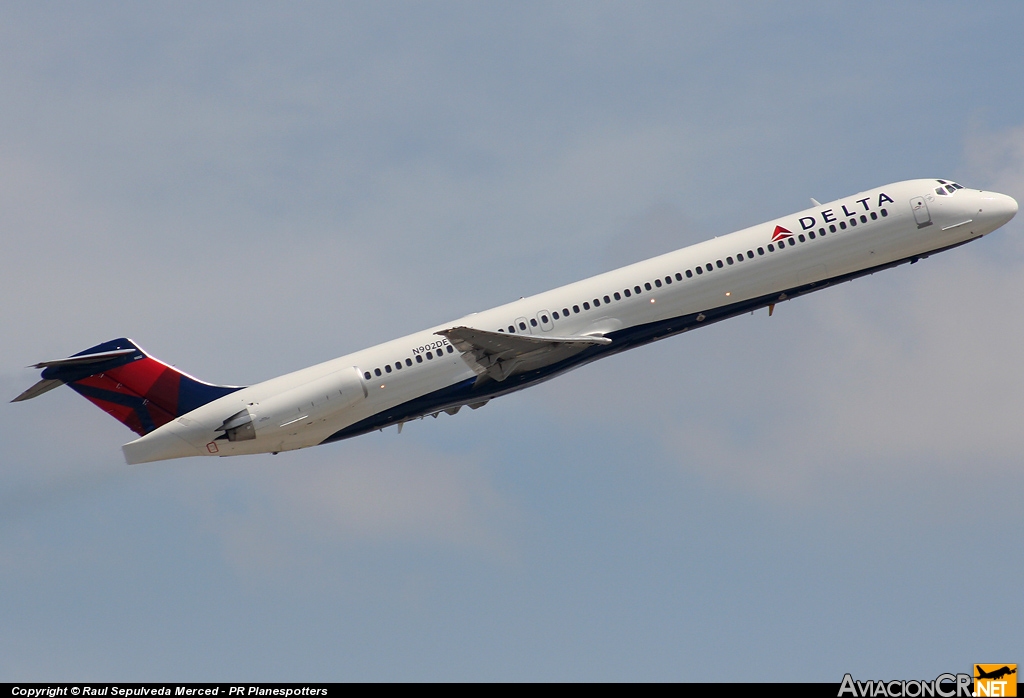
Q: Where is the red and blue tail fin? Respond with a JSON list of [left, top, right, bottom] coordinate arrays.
[[12, 338, 243, 436]]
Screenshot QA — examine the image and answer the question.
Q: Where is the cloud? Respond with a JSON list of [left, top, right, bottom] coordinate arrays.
[[533, 172, 1024, 505], [965, 121, 1024, 200], [653, 250, 1024, 502], [4, 3, 1024, 680], [167, 442, 522, 578]]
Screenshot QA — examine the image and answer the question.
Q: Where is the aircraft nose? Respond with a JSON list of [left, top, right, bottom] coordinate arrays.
[[982, 191, 1018, 228], [1001, 193, 1019, 221]]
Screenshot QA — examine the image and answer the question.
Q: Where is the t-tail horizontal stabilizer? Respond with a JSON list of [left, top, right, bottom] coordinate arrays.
[[13, 338, 243, 436], [12, 347, 138, 402]]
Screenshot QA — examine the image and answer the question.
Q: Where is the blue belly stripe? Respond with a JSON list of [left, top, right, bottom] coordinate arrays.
[[321, 239, 975, 444]]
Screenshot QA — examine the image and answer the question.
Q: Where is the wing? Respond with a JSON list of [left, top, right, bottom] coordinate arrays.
[[436, 326, 611, 382]]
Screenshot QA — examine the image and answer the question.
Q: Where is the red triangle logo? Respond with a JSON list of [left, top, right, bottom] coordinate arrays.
[[771, 225, 793, 242]]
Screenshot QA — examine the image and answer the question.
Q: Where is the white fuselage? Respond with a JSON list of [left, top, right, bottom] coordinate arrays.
[[122, 179, 1018, 464]]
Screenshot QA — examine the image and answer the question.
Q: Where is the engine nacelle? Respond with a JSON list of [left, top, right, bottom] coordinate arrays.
[[216, 366, 368, 442]]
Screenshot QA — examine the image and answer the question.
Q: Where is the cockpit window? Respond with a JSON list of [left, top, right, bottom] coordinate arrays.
[[935, 181, 964, 196]]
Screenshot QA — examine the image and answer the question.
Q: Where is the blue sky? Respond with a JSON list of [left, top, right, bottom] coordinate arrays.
[[1, 2, 1022, 680]]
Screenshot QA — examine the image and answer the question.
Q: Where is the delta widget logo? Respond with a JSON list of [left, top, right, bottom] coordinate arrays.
[[770, 225, 794, 242]]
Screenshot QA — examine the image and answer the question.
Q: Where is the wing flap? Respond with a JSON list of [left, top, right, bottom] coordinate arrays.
[[436, 326, 610, 382]]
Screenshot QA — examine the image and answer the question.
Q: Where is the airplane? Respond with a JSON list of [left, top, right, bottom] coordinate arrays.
[[975, 666, 1016, 681], [13, 179, 1018, 465]]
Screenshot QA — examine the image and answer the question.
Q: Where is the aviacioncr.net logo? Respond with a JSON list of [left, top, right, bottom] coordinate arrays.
[[974, 665, 1017, 697], [838, 673, 973, 698]]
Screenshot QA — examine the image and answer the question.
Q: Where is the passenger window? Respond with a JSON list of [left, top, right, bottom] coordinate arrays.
[[530, 318, 538, 327], [426, 352, 433, 360], [374, 368, 382, 377], [592, 299, 600, 307], [364, 371, 372, 380], [654, 279, 662, 287], [541, 315, 549, 323], [645, 282, 653, 290], [447, 345, 454, 354], [552, 311, 559, 320], [705, 264, 712, 272], [829, 224, 836, 232], [860, 215, 867, 223], [685, 270, 693, 278], [880, 209, 888, 217], [406, 358, 412, 367], [396, 362, 402, 370], [767, 244, 775, 252], [675, 273, 683, 281], [808, 231, 815, 239], [664, 276, 672, 284], [385, 365, 392, 373], [839, 221, 847, 229], [583, 302, 590, 310], [716, 260, 723, 268], [849, 219, 857, 227], [563, 308, 570, 316], [695, 266, 703, 275], [573, 305, 580, 313], [603, 295, 611, 303], [757, 247, 764, 255], [508, 325, 515, 333], [726, 256, 734, 265], [634, 286, 642, 294], [798, 235, 805, 243], [519, 322, 527, 330], [870, 212, 877, 220], [613, 292, 621, 300], [416, 355, 423, 363], [624, 288, 631, 297]]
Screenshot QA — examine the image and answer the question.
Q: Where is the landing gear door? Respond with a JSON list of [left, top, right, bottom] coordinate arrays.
[[910, 197, 932, 228]]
